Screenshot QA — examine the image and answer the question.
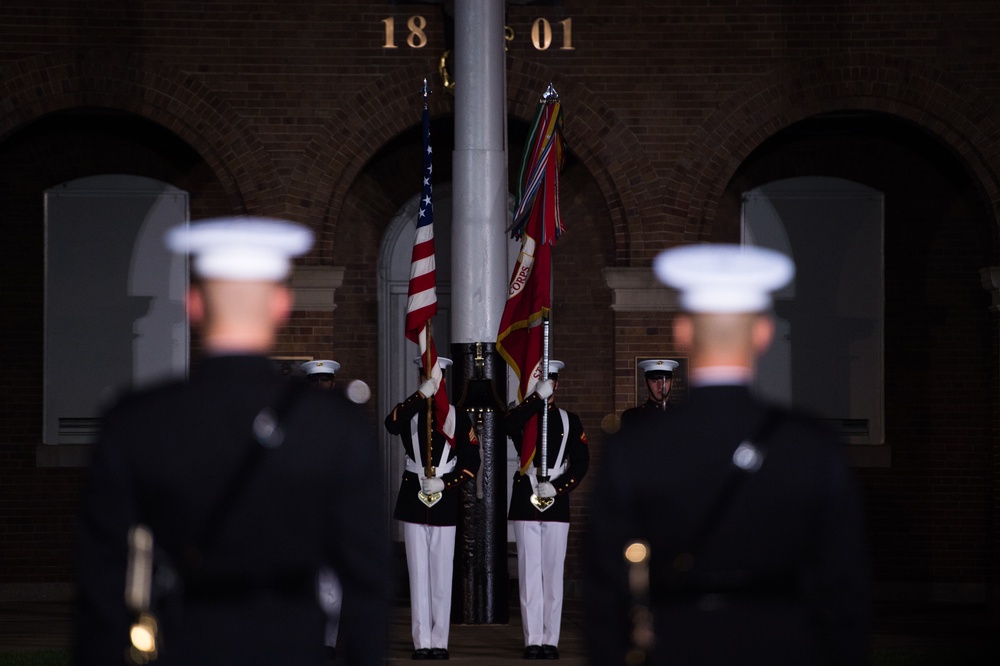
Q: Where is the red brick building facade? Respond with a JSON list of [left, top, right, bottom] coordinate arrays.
[[1, 0, 997, 623]]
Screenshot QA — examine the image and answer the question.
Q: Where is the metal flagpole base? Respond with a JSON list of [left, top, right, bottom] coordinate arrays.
[[451, 341, 510, 624]]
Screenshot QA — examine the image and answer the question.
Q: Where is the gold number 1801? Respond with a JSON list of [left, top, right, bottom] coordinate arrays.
[[382, 16, 575, 51]]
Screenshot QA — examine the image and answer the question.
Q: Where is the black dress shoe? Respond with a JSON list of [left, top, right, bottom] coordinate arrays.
[[430, 647, 449, 659], [523, 645, 544, 659], [541, 644, 559, 659], [324, 645, 337, 662], [412, 648, 432, 660]]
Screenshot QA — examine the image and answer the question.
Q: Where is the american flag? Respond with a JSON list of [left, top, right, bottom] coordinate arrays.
[[405, 82, 453, 441]]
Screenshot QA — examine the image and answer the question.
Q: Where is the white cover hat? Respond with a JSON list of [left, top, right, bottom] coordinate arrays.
[[300, 359, 340, 376], [547, 360, 565, 376], [638, 359, 679, 376], [412, 356, 453, 370], [165, 216, 314, 281], [653, 244, 794, 313]]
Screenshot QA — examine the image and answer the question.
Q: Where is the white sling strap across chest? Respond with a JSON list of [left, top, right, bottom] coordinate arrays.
[[406, 406, 458, 478]]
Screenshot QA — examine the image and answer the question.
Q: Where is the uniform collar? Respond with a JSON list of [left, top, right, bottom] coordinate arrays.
[[689, 365, 752, 387]]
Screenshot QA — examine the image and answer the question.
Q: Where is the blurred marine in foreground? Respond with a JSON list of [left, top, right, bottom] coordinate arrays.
[[74, 217, 388, 665], [584, 243, 870, 666]]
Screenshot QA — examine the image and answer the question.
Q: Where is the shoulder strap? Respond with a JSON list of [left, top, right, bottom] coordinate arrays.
[[669, 408, 782, 583], [184, 379, 308, 569]]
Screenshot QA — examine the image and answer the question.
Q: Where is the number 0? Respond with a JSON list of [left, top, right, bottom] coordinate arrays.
[[531, 18, 552, 50]]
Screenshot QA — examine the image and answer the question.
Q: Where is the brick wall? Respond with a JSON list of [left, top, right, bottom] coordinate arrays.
[[0, 0, 998, 610]]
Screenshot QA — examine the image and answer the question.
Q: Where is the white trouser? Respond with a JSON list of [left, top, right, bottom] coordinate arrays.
[[512, 520, 570, 647], [403, 522, 457, 650], [317, 568, 342, 647]]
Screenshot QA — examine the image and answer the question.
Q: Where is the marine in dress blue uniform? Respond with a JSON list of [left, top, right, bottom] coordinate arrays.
[[301, 359, 345, 662], [585, 244, 870, 666], [503, 361, 589, 660], [75, 218, 389, 666], [620, 358, 679, 430], [385, 357, 479, 660]]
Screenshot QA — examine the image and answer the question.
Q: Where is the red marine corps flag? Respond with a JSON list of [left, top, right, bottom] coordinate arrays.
[[496, 84, 564, 473], [406, 80, 453, 443]]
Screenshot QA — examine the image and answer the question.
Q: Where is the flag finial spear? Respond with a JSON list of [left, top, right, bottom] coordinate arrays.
[[422, 78, 430, 98], [541, 83, 559, 104]]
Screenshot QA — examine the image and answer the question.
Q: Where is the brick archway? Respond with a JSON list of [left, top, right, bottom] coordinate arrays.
[[0, 49, 280, 214], [289, 57, 657, 266], [669, 52, 1000, 244]]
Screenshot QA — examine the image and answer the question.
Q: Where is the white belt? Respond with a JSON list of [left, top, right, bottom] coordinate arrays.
[[405, 456, 457, 478], [527, 462, 568, 494]]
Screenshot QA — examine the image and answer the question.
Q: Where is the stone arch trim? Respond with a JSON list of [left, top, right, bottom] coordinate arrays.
[[0, 48, 280, 214], [670, 52, 1000, 243], [290, 57, 656, 266]]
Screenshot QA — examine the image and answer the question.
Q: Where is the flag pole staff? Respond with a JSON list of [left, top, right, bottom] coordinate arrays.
[[421, 79, 435, 482], [540, 318, 550, 481], [424, 323, 435, 480], [539, 82, 559, 485]]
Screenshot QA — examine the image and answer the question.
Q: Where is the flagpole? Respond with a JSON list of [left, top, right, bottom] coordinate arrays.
[[537, 86, 560, 509], [421, 80, 434, 483], [451, 0, 510, 624], [424, 322, 434, 480], [540, 318, 550, 480], [420, 79, 434, 478]]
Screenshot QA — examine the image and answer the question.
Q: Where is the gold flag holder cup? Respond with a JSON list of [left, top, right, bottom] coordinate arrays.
[[530, 493, 554, 511], [418, 467, 442, 507], [530, 474, 555, 512], [418, 488, 443, 508]]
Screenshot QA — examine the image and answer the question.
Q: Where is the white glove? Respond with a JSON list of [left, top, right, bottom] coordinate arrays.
[[534, 379, 554, 400], [536, 481, 557, 499], [417, 379, 438, 398], [421, 477, 445, 494]]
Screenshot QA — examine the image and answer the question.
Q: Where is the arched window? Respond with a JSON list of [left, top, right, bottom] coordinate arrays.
[[743, 176, 884, 445], [44, 175, 188, 448]]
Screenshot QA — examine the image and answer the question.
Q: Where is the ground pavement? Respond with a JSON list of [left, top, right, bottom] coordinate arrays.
[[1, 594, 998, 664]]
